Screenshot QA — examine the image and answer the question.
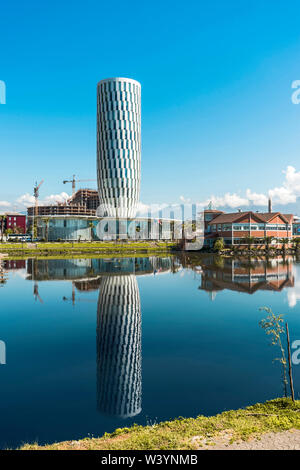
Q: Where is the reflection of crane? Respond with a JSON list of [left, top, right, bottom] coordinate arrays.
[[33, 282, 43, 303], [63, 175, 96, 195], [62, 284, 97, 305], [32, 259, 43, 303]]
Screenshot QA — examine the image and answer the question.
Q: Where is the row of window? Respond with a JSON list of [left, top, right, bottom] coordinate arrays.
[[98, 119, 140, 132], [98, 110, 140, 122], [98, 168, 138, 178], [99, 187, 139, 199], [99, 129, 140, 141], [97, 148, 140, 161], [99, 81, 140, 94], [100, 177, 140, 188], [211, 223, 292, 231], [98, 141, 140, 153], [98, 87, 140, 100], [98, 99, 140, 113]]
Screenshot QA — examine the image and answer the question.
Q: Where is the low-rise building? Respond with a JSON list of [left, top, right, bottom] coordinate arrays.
[[205, 210, 295, 247], [0, 212, 26, 235]]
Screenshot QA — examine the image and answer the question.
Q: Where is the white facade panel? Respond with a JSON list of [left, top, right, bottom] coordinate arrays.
[[97, 77, 141, 218]]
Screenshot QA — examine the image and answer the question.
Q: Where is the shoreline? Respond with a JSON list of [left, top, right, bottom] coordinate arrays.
[[0, 241, 177, 258], [18, 398, 300, 450], [1, 240, 300, 260]]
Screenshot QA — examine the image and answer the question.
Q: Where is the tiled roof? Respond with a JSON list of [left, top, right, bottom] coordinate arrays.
[[207, 212, 252, 224], [208, 211, 294, 225]]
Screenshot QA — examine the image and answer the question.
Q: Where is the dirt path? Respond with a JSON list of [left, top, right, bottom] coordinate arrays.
[[194, 429, 300, 450]]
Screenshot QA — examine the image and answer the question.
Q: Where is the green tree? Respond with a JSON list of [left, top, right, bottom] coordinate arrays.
[[259, 307, 288, 398], [214, 237, 224, 252], [42, 217, 50, 242], [88, 221, 94, 241], [0, 214, 6, 242]]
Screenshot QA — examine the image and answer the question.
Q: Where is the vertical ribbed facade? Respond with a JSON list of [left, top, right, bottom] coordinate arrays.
[[97, 77, 141, 218], [96, 275, 142, 418]]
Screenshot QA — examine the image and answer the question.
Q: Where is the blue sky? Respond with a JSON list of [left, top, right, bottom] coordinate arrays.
[[1, 0, 300, 213]]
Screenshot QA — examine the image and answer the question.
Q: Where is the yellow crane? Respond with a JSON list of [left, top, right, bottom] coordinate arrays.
[[63, 175, 96, 194]]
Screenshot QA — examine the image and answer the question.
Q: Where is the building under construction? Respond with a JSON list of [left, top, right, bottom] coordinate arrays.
[[27, 189, 99, 218]]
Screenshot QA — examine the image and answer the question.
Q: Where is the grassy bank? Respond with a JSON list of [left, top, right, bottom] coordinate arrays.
[[0, 241, 177, 258], [20, 398, 300, 450]]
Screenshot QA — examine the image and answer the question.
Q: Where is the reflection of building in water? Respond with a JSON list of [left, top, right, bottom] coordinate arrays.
[[199, 257, 294, 298], [97, 274, 142, 418], [27, 256, 173, 282], [25, 256, 173, 418], [0, 260, 7, 286], [4, 259, 26, 270]]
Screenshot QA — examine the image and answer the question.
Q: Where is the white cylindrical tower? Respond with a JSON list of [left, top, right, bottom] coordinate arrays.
[[97, 77, 141, 218]]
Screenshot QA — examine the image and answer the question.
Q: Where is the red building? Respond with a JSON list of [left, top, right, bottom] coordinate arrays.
[[2, 212, 26, 234], [204, 210, 296, 247]]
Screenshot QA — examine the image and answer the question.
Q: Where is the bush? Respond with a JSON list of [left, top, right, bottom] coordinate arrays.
[[214, 238, 224, 252]]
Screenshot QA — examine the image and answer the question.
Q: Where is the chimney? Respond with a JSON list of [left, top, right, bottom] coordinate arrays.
[[268, 197, 272, 213]]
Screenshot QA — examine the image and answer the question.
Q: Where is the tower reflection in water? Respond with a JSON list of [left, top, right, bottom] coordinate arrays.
[[27, 256, 174, 419], [97, 274, 142, 418], [95, 256, 174, 418], [25, 254, 297, 420]]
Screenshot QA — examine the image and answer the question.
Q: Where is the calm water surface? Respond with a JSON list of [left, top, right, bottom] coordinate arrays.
[[0, 254, 300, 449]]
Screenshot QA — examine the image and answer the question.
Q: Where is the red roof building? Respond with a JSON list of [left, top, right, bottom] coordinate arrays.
[[204, 210, 297, 247]]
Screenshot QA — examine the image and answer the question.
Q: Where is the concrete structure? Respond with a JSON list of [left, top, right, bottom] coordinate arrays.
[[97, 77, 141, 218], [27, 188, 99, 221], [69, 188, 99, 211]]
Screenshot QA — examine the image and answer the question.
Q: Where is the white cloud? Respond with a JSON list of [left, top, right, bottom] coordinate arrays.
[[42, 192, 70, 205], [16, 193, 35, 207], [16, 192, 70, 208], [287, 263, 300, 308], [0, 200, 11, 208], [246, 189, 268, 206], [179, 195, 191, 203], [197, 166, 300, 209], [200, 193, 248, 209]]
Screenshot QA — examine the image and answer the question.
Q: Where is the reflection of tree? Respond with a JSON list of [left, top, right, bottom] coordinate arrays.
[[96, 274, 142, 418], [0, 264, 7, 286]]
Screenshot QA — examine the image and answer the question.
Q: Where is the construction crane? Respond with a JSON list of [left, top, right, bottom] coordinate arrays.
[[34, 180, 44, 217], [63, 175, 96, 195], [32, 180, 44, 239]]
